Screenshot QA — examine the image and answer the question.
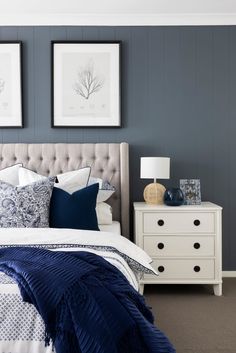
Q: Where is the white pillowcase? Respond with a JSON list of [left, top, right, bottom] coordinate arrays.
[[96, 202, 113, 225], [55, 168, 91, 194], [0, 164, 23, 185], [88, 177, 115, 203], [19, 166, 91, 194]]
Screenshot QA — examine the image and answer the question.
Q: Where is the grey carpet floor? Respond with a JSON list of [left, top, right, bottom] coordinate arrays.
[[144, 279, 236, 353]]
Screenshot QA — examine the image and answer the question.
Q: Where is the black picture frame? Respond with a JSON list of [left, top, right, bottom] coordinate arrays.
[[0, 41, 23, 128], [51, 41, 121, 128]]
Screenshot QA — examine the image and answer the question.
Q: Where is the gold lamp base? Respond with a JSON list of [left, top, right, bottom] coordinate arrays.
[[143, 183, 166, 205]]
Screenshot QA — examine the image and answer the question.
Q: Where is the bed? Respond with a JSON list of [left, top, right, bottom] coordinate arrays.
[[0, 143, 174, 353]]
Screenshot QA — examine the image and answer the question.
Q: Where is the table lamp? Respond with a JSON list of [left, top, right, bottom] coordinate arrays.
[[140, 157, 170, 204]]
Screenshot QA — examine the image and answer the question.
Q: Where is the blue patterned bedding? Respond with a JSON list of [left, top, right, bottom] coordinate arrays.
[[0, 228, 164, 353], [0, 247, 175, 353], [0, 249, 139, 353]]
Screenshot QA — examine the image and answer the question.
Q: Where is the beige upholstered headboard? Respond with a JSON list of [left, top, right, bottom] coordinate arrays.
[[0, 143, 130, 238]]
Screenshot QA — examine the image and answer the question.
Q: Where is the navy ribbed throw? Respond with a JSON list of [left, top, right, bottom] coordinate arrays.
[[0, 247, 175, 353]]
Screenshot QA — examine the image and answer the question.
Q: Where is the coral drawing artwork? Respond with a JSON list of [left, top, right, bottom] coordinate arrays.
[[52, 41, 120, 127], [74, 59, 104, 100], [0, 79, 5, 94]]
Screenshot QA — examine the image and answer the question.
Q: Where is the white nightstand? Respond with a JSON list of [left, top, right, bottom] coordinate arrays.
[[134, 202, 222, 296]]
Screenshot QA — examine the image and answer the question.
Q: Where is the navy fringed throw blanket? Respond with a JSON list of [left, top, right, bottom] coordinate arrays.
[[0, 247, 175, 353]]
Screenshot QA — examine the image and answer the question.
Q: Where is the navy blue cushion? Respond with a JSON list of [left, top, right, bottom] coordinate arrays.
[[50, 183, 99, 231]]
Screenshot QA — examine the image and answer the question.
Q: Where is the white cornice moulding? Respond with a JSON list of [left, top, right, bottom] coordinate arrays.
[[1, 13, 236, 26]]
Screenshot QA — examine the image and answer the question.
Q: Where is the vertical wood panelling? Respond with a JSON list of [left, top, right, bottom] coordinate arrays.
[[115, 27, 132, 139], [18, 27, 35, 142], [0, 26, 235, 269], [128, 28, 149, 206], [212, 28, 230, 269], [228, 27, 236, 270], [178, 28, 198, 179], [34, 27, 51, 142], [194, 28, 214, 198], [161, 28, 183, 168]]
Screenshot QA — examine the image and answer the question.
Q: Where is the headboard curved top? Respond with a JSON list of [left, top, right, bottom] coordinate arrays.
[[0, 143, 130, 238]]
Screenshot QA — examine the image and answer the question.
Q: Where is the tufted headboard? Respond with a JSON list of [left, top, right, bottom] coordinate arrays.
[[0, 143, 130, 238]]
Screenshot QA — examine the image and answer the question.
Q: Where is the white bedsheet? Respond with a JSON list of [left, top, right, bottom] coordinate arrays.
[[0, 228, 156, 353]]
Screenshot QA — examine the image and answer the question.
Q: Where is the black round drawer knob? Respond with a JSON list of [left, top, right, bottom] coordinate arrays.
[[194, 219, 201, 226], [194, 265, 201, 272], [158, 266, 165, 273], [194, 242, 200, 249], [157, 242, 164, 250], [157, 219, 164, 226]]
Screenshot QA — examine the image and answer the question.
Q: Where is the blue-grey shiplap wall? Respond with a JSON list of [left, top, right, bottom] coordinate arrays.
[[0, 26, 235, 269]]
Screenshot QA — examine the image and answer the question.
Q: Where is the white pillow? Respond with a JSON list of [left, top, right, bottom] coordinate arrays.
[[88, 177, 115, 203], [0, 164, 22, 185], [19, 166, 91, 194], [96, 202, 112, 225], [55, 168, 91, 194]]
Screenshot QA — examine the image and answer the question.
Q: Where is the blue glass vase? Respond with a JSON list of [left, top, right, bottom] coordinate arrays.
[[164, 188, 184, 206]]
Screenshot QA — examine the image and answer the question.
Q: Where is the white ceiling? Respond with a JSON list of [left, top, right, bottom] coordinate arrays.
[[0, 0, 236, 25]]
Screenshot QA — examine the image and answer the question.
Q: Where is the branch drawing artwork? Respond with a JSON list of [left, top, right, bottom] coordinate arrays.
[[0, 79, 5, 95], [74, 59, 104, 100]]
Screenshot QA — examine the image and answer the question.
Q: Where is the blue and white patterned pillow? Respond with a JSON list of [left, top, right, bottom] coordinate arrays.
[[0, 177, 55, 228]]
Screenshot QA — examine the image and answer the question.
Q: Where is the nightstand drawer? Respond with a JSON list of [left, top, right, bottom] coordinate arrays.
[[144, 236, 215, 257], [143, 212, 215, 234], [145, 259, 215, 280]]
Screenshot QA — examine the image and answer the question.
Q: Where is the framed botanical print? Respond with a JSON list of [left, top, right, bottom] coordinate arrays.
[[0, 42, 23, 128], [180, 179, 201, 205], [52, 41, 121, 127]]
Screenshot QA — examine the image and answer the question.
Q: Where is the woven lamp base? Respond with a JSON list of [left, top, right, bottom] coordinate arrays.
[[143, 183, 166, 205]]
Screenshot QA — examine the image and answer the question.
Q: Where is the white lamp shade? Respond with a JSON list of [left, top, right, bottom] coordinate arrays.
[[140, 157, 170, 179]]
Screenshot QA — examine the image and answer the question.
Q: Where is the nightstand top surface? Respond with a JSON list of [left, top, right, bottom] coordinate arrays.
[[133, 201, 222, 210]]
